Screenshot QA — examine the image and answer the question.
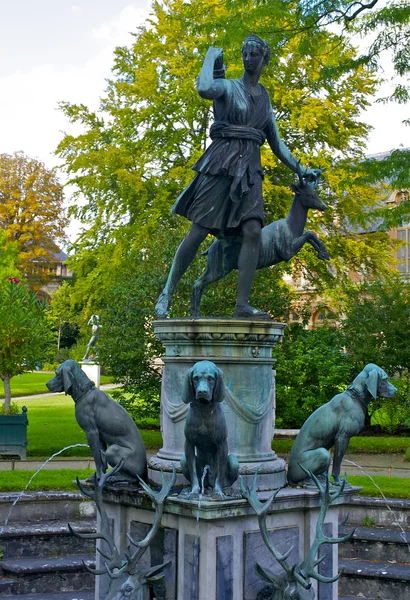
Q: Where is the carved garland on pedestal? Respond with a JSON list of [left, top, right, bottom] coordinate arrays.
[[162, 384, 273, 424]]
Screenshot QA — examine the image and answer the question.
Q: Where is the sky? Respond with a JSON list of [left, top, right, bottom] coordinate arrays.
[[0, 1, 408, 239]]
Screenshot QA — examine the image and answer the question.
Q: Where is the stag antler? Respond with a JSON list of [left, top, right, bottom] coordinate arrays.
[[105, 464, 177, 579], [298, 466, 355, 584], [69, 461, 125, 575], [240, 472, 311, 591], [241, 467, 355, 594], [70, 463, 176, 580]]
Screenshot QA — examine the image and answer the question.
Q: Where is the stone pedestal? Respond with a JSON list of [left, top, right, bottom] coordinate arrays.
[[149, 318, 286, 491], [80, 361, 101, 388], [95, 485, 356, 600]]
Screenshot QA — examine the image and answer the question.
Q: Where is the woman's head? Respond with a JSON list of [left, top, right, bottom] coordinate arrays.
[[241, 34, 270, 67]]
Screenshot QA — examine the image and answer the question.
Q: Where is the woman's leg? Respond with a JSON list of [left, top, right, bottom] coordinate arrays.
[[155, 222, 210, 317], [234, 218, 268, 318]]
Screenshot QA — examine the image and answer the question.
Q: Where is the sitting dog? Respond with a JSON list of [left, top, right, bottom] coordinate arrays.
[[180, 360, 239, 499], [287, 363, 397, 486], [47, 360, 147, 483]]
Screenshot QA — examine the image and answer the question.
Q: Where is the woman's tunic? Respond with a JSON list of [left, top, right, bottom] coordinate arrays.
[[172, 78, 273, 237]]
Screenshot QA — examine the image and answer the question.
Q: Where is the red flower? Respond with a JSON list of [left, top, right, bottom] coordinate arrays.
[[13, 278, 20, 283]]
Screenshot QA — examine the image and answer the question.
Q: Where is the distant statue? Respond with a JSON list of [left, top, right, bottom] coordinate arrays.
[[155, 35, 321, 320], [287, 364, 397, 486], [82, 314, 101, 361]]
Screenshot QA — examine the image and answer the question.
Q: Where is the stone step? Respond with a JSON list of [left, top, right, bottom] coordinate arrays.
[[0, 554, 96, 595], [338, 597, 377, 600], [0, 593, 95, 600], [0, 491, 95, 524], [0, 518, 96, 559], [339, 557, 410, 600], [339, 524, 410, 564]]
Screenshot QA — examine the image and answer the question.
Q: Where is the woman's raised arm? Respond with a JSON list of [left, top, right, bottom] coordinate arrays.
[[196, 47, 227, 100]]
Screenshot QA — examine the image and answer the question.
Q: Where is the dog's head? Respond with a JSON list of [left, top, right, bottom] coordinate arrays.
[[46, 360, 95, 399], [182, 360, 225, 405], [358, 363, 397, 401]]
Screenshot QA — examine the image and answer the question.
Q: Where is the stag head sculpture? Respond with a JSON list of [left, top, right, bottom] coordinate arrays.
[[69, 462, 176, 600], [241, 467, 354, 600]]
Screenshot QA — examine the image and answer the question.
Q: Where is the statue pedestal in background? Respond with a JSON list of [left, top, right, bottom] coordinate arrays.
[[80, 360, 101, 389], [148, 318, 286, 491]]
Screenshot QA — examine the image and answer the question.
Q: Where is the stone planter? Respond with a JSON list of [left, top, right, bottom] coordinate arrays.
[[0, 406, 28, 459]]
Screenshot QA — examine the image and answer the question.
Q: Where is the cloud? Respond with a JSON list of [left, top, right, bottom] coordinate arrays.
[[92, 5, 149, 43], [0, 4, 150, 167], [0, 3, 150, 242], [71, 5, 84, 15]]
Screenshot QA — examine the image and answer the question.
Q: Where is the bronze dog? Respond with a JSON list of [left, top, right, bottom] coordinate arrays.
[[180, 360, 238, 498], [287, 363, 397, 486], [47, 360, 147, 483]]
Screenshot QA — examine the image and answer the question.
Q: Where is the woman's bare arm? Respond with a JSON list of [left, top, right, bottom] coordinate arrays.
[[196, 47, 227, 100], [266, 110, 321, 180]]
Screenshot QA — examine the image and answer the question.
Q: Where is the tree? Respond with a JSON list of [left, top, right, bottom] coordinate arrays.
[[46, 281, 80, 361], [0, 230, 20, 283], [0, 152, 68, 289], [341, 276, 410, 430], [56, 0, 404, 407], [253, 0, 410, 109], [272, 322, 350, 428], [342, 276, 410, 375], [0, 278, 53, 413], [57, 0, 398, 297]]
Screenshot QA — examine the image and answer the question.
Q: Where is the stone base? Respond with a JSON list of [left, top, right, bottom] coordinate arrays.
[[148, 456, 287, 491], [80, 361, 100, 388], [95, 485, 358, 600]]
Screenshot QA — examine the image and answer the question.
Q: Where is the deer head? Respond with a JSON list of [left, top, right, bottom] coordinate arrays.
[[293, 163, 326, 212], [69, 462, 176, 600], [241, 467, 354, 600]]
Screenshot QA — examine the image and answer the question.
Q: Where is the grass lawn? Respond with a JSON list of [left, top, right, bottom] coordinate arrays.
[[2, 392, 409, 464], [348, 475, 410, 499], [0, 371, 113, 399], [272, 437, 410, 456], [12, 395, 162, 458], [0, 469, 408, 499], [0, 469, 94, 492]]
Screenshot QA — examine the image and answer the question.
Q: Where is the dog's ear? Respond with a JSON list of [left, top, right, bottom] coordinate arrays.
[[213, 367, 225, 403], [182, 367, 194, 404], [61, 366, 74, 395], [365, 367, 380, 400]]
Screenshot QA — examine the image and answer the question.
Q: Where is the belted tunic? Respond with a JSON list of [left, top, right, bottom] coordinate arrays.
[[172, 78, 273, 237]]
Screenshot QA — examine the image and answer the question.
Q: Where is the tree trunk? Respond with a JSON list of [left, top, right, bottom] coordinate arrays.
[[2, 375, 11, 414], [57, 319, 62, 350]]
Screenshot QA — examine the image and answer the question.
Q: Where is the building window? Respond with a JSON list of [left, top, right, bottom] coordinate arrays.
[[397, 227, 410, 274]]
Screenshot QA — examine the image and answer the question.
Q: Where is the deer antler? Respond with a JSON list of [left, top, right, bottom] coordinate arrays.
[[298, 466, 355, 584], [69, 461, 125, 575], [240, 472, 311, 590], [105, 464, 177, 579]]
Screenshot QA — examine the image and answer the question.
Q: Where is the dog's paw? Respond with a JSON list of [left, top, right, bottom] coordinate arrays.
[[211, 491, 227, 501]]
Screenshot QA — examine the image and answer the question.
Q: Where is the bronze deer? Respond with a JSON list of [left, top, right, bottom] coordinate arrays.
[[69, 462, 176, 600], [240, 467, 354, 600], [190, 168, 329, 317]]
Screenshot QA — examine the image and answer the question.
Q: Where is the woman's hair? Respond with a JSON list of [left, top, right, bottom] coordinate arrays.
[[241, 34, 270, 65]]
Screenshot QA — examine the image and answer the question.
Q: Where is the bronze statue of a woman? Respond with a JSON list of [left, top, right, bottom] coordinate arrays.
[[155, 35, 321, 319]]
